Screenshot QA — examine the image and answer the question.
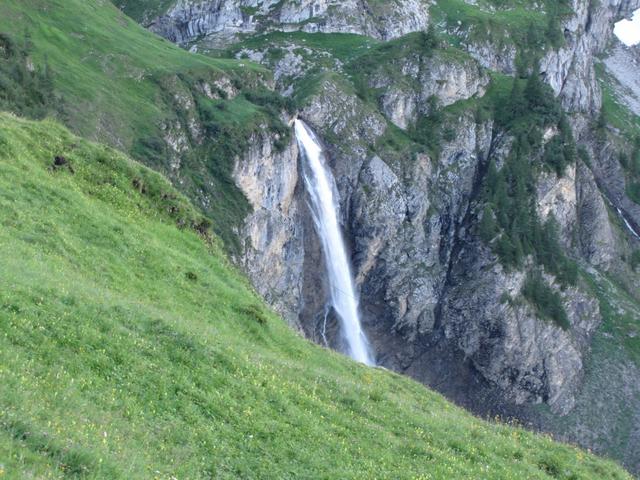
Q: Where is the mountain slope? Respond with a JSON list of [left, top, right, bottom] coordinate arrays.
[[0, 0, 289, 250], [0, 113, 632, 479]]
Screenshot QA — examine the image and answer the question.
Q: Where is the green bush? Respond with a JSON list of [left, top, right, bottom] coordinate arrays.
[[543, 115, 576, 176], [478, 205, 498, 243], [243, 89, 296, 114], [536, 217, 578, 286], [579, 145, 591, 167], [410, 95, 444, 156], [633, 137, 640, 176], [419, 25, 439, 56], [631, 250, 640, 272], [0, 32, 61, 119], [522, 271, 570, 329], [628, 181, 640, 205]]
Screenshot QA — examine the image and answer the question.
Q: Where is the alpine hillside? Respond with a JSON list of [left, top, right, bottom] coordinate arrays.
[[0, 0, 639, 478]]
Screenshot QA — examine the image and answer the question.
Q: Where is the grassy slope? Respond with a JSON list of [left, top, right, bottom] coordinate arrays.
[[597, 63, 640, 138], [229, 31, 381, 63], [430, 0, 547, 46], [0, 113, 632, 479], [0, 0, 291, 251], [0, 0, 265, 149]]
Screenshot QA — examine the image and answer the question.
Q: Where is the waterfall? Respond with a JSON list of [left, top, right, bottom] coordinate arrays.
[[294, 119, 375, 366], [616, 207, 640, 240]]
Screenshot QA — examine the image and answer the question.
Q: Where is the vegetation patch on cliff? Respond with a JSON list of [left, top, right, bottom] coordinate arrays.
[[480, 71, 578, 287], [0, 32, 61, 119], [522, 271, 571, 329], [431, 0, 573, 54]]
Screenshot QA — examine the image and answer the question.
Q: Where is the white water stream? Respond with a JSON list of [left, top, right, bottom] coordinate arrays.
[[616, 207, 640, 240], [294, 119, 375, 366]]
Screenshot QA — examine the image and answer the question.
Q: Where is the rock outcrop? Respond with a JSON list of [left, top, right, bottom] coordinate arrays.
[[148, 0, 430, 46], [368, 50, 489, 129], [543, 0, 640, 113], [605, 43, 640, 117], [441, 247, 600, 415], [233, 131, 307, 328]]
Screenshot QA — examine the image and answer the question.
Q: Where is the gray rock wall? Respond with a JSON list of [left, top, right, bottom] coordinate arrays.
[[149, 0, 430, 46]]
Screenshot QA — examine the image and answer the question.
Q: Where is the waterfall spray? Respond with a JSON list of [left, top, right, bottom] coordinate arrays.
[[294, 119, 375, 366]]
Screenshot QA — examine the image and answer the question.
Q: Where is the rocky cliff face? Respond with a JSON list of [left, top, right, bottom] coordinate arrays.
[[228, 97, 599, 418], [601, 41, 640, 242], [605, 43, 640, 117], [543, 0, 640, 113], [450, 0, 640, 114], [369, 50, 489, 129], [147, 0, 430, 46], [288, 100, 603, 415], [232, 130, 307, 328]]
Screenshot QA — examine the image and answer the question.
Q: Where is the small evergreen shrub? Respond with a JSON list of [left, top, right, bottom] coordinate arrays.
[[522, 271, 570, 330], [0, 32, 62, 119], [631, 250, 640, 272], [628, 181, 640, 205]]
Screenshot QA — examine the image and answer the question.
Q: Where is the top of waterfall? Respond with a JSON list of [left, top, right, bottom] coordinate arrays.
[[294, 119, 322, 157]]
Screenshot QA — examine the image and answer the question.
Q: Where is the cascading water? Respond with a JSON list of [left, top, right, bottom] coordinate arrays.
[[294, 119, 375, 366]]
